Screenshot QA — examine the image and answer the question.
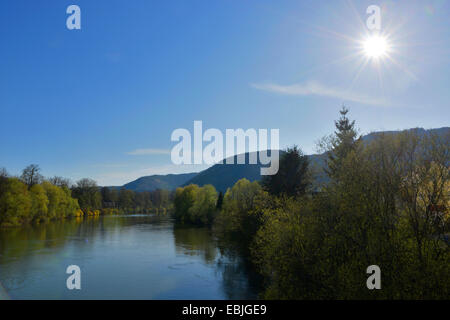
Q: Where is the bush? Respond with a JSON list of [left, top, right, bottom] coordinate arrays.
[[174, 184, 218, 225], [0, 178, 31, 226], [214, 179, 268, 244]]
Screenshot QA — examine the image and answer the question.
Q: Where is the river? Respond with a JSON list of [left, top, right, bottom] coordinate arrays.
[[0, 214, 259, 299]]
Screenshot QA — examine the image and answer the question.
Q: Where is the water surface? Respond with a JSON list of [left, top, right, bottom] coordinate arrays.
[[0, 215, 258, 299]]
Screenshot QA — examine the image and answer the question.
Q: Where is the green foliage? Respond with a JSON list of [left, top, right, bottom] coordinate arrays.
[[72, 178, 102, 212], [174, 184, 218, 225], [174, 184, 198, 223], [212, 109, 449, 299], [118, 188, 135, 209], [0, 178, 80, 226], [189, 184, 218, 225], [99, 186, 167, 213], [252, 197, 320, 299], [0, 178, 31, 226], [249, 112, 450, 299], [133, 190, 151, 210], [29, 184, 49, 221], [326, 106, 361, 181], [150, 189, 170, 208], [0, 165, 173, 226], [42, 182, 79, 220], [214, 179, 268, 244]]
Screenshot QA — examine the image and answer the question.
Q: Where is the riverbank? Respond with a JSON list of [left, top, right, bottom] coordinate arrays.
[[0, 207, 171, 228]]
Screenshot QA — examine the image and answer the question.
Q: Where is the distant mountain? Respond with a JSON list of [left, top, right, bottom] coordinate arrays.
[[362, 127, 449, 143], [183, 151, 328, 192], [184, 152, 277, 193], [122, 172, 198, 192], [119, 127, 449, 193]]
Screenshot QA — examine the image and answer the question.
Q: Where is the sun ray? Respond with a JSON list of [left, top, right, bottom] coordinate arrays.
[[347, 56, 370, 92], [375, 57, 385, 95], [292, 16, 362, 45], [384, 53, 419, 82], [295, 51, 363, 80], [345, 0, 372, 36]]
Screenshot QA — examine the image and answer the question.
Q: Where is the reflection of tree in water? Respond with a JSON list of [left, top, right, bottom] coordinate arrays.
[[173, 224, 217, 264], [0, 214, 169, 263], [215, 236, 263, 300], [173, 224, 262, 299], [0, 217, 99, 263]]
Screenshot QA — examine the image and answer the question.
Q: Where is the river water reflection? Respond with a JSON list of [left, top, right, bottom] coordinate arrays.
[[0, 214, 259, 299]]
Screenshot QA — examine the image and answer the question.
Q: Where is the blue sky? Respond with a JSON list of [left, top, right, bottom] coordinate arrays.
[[0, 0, 449, 186]]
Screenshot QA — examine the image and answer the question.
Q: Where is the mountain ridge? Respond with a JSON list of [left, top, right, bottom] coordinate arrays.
[[121, 172, 198, 192], [117, 127, 449, 192]]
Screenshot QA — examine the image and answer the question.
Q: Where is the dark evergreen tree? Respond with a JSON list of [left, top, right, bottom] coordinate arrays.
[[216, 191, 224, 209], [262, 146, 310, 197], [326, 106, 360, 179]]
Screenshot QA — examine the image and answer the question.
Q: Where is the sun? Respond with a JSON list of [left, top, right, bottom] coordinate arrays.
[[363, 35, 390, 59]]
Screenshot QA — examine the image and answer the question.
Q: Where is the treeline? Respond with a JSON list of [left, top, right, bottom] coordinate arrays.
[[0, 167, 172, 227], [72, 178, 172, 214], [0, 170, 81, 227], [174, 107, 450, 299]]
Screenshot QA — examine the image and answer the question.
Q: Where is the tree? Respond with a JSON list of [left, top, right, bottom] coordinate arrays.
[[174, 184, 218, 225], [101, 187, 113, 207], [72, 178, 102, 212], [0, 178, 31, 225], [262, 146, 310, 198], [0, 168, 8, 199], [215, 179, 267, 242], [29, 184, 49, 221], [174, 184, 199, 223], [396, 131, 450, 270], [118, 188, 135, 209], [188, 184, 218, 225], [134, 191, 153, 210], [326, 106, 360, 180], [109, 188, 119, 207], [20, 164, 43, 188], [216, 191, 224, 210], [48, 176, 71, 188], [151, 189, 170, 208], [0, 167, 8, 178], [42, 181, 79, 219]]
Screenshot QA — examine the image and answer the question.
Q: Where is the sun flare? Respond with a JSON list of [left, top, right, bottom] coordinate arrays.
[[363, 35, 390, 59]]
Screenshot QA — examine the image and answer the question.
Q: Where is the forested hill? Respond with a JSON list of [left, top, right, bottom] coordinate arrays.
[[121, 172, 198, 192], [183, 151, 327, 192], [362, 127, 449, 143], [184, 151, 285, 193], [119, 127, 449, 192]]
